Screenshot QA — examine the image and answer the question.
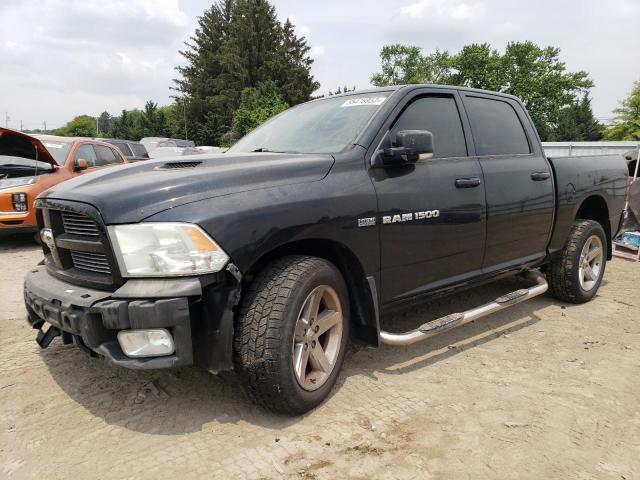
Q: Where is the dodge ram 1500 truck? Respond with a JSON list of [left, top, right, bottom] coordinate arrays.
[[23, 85, 628, 414]]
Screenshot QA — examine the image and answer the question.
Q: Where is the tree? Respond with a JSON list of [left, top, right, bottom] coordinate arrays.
[[56, 115, 96, 137], [550, 94, 603, 141], [228, 80, 288, 143], [96, 111, 113, 136], [370, 41, 594, 140], [174, 0, 318, 146], [370, 44, 452, 86], [603, 80, 640, 140]]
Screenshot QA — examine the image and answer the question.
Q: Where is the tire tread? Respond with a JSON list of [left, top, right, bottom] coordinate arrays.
[[547, 219, 605, 304], [234, 255, 340, 413]]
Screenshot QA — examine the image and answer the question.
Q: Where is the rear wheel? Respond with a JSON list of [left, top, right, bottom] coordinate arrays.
[[547, 219, 607, 304], [234, 255, 349, 414]]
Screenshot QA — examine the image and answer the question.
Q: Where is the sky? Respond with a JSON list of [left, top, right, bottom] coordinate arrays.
[[1, 0, 639, 130]]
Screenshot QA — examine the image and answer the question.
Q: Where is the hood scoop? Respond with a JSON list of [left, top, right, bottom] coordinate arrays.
[[157, 161, 202, 170]]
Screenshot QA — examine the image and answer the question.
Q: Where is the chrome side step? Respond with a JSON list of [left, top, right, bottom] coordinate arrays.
[[379, 270, 548, 346]]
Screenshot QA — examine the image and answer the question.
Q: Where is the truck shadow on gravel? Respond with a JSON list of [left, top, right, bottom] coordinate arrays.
[[39, 275, 553, 435], [0, 233, 39, 251]]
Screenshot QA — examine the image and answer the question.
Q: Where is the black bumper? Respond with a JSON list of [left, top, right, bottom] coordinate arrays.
[[24, 266, 240, 371]]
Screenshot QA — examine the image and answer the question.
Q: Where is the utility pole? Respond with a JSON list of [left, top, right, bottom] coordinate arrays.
[[96, 116, 99, 136], [20, 120, 23, 131], [4, 112, 9, 128], [43, 121, 47, 132]]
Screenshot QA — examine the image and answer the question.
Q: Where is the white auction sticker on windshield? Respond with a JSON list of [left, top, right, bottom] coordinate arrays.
[[43, 142, 63, 148], [341, 97, 386, 107]]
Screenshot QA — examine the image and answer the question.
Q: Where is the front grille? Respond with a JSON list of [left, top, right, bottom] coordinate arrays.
[[61, 211, 100, 237], [70, 250, 112, 275], [36, 199, 122, 290]]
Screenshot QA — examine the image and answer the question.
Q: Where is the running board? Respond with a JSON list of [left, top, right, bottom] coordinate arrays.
[[379, 270, 548, 346]]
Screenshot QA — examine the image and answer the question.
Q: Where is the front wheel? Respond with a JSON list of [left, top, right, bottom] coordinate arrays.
[[547, 219, 607, 304], [234, 255, 349, 414]]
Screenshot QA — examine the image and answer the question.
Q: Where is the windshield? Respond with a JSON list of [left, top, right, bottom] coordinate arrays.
[[227, 92, 391, 154], [40, 141, 71, 165]]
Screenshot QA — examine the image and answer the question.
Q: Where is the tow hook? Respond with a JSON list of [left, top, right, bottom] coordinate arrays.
[[36, 325, 61, 349]]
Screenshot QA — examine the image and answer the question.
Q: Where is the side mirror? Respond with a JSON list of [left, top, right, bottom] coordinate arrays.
[[373, 130, 434, 167], [74, 158, 89, 171]]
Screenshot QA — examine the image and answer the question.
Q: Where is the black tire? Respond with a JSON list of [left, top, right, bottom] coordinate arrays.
[[233, 255, 350, 414], [546, 219, 607, 304]]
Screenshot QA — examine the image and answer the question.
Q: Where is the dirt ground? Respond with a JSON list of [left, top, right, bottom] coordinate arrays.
[[1, 234, 639, 480]]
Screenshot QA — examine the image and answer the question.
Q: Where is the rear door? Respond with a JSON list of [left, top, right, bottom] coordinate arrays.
[[460, 93, 554, 271], [370, 88, 487, 303]]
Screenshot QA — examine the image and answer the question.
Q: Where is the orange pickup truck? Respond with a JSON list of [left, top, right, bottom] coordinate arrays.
[[0, 128, 128, 236]]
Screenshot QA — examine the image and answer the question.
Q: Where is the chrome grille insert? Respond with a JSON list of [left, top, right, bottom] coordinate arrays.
[[61, 211, 100, 237], [70, 250, 112, 275]]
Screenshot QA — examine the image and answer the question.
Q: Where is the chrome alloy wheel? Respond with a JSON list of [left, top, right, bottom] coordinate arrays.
[[292, 285, 343, 391], [579, 235, 604, 291]]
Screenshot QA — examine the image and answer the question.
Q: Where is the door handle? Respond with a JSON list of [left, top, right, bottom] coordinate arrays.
[[455, 177, 481, 188], [531, 171, 551, 181]]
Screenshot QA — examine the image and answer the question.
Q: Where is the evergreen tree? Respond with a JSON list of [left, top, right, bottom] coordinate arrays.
[[96, 111, 113, 136], [551, 94, 603, 141], [174, 0, 318, 146]]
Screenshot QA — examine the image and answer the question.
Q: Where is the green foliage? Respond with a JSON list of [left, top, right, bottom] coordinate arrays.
[[370, 41, 594, 140], [370, 44, 452, 86], [228, 81, 288, 144], [549, 94, 603, 141], [96, 111, 113, 136], [603, 80, 640, 140], [174, 0, 318, 146], [55, 115, 96, 137], [108, 109, 146, 140]]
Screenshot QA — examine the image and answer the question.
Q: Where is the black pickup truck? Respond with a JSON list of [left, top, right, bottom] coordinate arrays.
[[24, 85, 628, 414]]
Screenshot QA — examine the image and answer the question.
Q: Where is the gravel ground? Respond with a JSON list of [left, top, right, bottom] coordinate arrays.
[[1, 234, 639, 479]]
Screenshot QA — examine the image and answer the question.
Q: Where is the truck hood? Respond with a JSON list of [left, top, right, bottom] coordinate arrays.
[[0, 128, 58, 167], [41, 152, 335, 224]]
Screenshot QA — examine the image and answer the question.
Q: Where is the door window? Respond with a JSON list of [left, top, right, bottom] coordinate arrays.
[[74, 144, 98, 167], [130, 143, 148, 158], [464, 96, 531, 156], [113, 142, 132, 157], [94, 145, 124, 166], [390, 96, 467, 158]]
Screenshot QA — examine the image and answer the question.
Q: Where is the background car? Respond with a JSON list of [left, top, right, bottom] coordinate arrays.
[[139, 137, 195, 153], [0, 128, 128, 236], [102, 138, 149, 162]]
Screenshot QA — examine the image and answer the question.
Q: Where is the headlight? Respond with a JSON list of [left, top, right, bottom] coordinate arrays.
[[108, 223, 230, 277], [0, 176, 37, 190]]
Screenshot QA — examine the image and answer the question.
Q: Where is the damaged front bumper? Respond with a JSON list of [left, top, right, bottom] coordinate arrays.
[[23, 265, 241, 371]]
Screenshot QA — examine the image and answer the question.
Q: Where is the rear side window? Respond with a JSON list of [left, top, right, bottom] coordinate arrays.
[[74, 144, 98, 167], [390, 96, 467, 158], [464, 96, 531, 156], [129, 143, 148, 158], [94, 145, 123, 166], [113, 142, 132, 156]]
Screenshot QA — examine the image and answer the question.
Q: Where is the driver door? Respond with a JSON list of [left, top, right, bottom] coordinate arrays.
[[370, 89, 487, 304]]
